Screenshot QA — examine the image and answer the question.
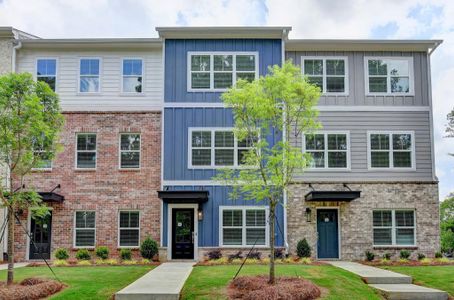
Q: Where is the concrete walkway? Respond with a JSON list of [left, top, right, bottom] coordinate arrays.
[[0, 262, 29, 270], [328, 261, 448, 300], [115, 262, 194, 300]]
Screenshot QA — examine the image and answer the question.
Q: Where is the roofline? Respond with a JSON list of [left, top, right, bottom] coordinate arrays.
[[0, 27, 14, 38], [286, 39, 443, 52], [156, 26, 292, 39], [20, 38, 162, 49]]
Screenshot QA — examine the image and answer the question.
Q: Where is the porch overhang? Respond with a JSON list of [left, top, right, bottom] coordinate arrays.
[[305, 190, 361, 202], [38, 192, 65, 202], [158, 190, 209, 204]]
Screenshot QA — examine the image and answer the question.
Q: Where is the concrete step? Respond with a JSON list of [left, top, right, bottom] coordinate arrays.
[[369, 284, 449, 300]]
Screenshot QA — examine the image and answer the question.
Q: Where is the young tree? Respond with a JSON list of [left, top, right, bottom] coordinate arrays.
[[440, 194, 454, 254], [0, 73, 63, 284], [446, 108, 454, 138], [216, 61, 320, 284]]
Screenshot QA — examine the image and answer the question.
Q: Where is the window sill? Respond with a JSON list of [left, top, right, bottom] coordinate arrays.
[[119, 168, 141, 171], [31, 168, 53, 172], [117, 247, 140, 250], [119, 93, 146, 97], [72, 247, 95, 250], [74, 168, 97, 172], [373, 246, 418, 250], [76, 92, 102, 96], [366, 93, 415, 97]]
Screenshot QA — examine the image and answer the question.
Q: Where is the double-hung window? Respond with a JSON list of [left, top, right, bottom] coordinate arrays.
[[76, 133, 97, 169], [32, 138, 52, 170], [188, 52, 258, 91], [302, 57, 348, 94], [368, 131, 414, 169], [79, 58, 100, 93], [303, 132, 349, 169], [373, 210, 415, 246], [189, 128, 256, 168], [119, 134, 140, 169], [220, 207, 268, 247], [36, 59, 57, 91], [122, 59, 143, 93], [366, 57, 413, 94], [74, 211, 96, 247], [119, 211, 140, 247]]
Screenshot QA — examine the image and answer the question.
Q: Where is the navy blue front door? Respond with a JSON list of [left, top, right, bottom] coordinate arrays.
[[317, 209, 339, 259]]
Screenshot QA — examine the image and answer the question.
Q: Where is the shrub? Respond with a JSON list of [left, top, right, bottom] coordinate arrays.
[[95, 246, 109, 260], [421, 258, 432, 264], [105, 258, 118, 265], [296, 239, 311, 258], [299, 257, 312, 264], [417, 253, 426, 260], [228, 251, 243, 261], [123, 260, 137, 265], [435, 251, 443, 258], [75, 249, 91, 260], [400, 250, 411, 260], [140, 237, 159, 260], [206, 249, 222, 260], [120, 248, 132, 260], [436, 257, 450, 263], [365, 251, 375, 262], [274, 248, 286, 259], [53, 259, 68, 266], [248, 250, 261, 260], [383, 253, 391, 260], [140, 258, 151, 264], [77, 260, 91, 266], [54, 248, 69, 260], [380, 258, 391, 264], [94, 259, 105, 265]]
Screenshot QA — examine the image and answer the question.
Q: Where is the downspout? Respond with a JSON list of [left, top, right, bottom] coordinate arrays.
[[11, 40, 22, 73]]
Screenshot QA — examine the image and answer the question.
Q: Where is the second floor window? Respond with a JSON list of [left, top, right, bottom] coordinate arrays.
[[122, 59, 143, 93], [366, 58, 413, 94], [302, 57, 347, 94], [76, 133, 97, 169], [304, 132, 349, 169], [36, 59, 57, 91], [189, 52, 257, 91], [80, 58, 100, 93], [120, 133, 140, 169], [368, 132, 414, 169]]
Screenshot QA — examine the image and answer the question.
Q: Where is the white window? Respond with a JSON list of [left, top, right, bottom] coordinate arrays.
[[368, 131, 415, 169], [74, 211, 96, 248], [32, 138, 52, 170], [303, 132, 350, 169], [301, 57, 348, 94], [119, 211, 140, 247], [79, 58, 100, 93], [373, 210, 416, 246], [189, 128, 257, 168], [219, 206, 268, 247], [122, 59, 143, 93], [119, 134, 140, 169], [76, 133, 97, 169], [36, 58, 57, 91], [365, 57, 413, 95], [188, 52, 258, 91]]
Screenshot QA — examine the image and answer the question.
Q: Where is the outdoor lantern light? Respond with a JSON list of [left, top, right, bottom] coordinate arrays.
[[198, 207, 203, 221], [305, 207, 312, 222]]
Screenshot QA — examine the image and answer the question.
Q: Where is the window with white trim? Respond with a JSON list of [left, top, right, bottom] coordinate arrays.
[[220, 207, 268, 246], [75, 211, 96, 247], [302, 57, 347, 94], [119, 211, 140, 247], [189, 52, 257, 91], [120, 134, 140, 169], [32, 138, 52, 170], [122, 59, 142, 93], [36, 59, 57, 91], [373, 210, 415, 246], [79, 58, 100, 93], [303, 132, 349, 169], [190, 129, 257, 168], [369, 132, 414, 169], [366, 57, 413, 94], [76, 133, 97, 169]]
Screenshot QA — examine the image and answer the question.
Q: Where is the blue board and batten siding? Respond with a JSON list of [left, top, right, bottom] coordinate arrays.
[[163, 39, 284, 249]]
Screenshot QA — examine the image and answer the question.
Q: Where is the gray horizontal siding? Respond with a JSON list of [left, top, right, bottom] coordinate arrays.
[[292, 111, 433, 182], [285, 51, 429, 107]]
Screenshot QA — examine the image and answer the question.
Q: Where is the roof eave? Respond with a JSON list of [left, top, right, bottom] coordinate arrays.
[[157, 26, 292, 39], [19, 38, 163, 50]]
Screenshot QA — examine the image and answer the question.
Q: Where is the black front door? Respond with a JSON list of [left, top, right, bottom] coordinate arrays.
[[29, 212, 52, 260], [172, 208, 194, 259], [317, 209, 339, 259]]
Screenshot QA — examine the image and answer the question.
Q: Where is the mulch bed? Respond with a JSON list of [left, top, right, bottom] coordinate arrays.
[[228, 275, 321, 300], [0, 277, 65, 300], [361, 260, 454, 267]]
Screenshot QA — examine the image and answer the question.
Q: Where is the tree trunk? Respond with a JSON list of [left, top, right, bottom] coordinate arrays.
[[7, 206, 14, 285], [268, 202, 276, 284]]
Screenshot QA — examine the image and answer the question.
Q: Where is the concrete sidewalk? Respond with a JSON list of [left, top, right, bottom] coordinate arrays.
[[0, 262, 29, 270], [329, 261, 411, 284], [115, 262, 194, 300]]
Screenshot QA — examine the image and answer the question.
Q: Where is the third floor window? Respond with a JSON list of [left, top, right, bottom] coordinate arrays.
[[36, 59, 57, 91], [366, 57, 413, 95], [122, 59, 143, 93], [79, 58, 100, 93], [302, 57, 348, 94]]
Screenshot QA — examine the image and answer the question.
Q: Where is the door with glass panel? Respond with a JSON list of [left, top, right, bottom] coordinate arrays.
[[172, 209, 194, 259], [29, 212, 52, 260]]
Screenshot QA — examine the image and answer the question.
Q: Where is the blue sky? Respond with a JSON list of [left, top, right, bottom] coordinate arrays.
[[0, 0, 453, 200]]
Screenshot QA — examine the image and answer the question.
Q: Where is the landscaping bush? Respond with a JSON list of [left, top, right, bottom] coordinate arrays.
[[206, 249, 222, 260], [228, 251, 243, 261], [383, 253, 391, 260], [296, 238, 311, 258], [400, 250, 411, 260], [274, 248, 286, 259], [54, 248, 69, 260], [365, 251, 375, 262], [417, 253, 426, 260], [247, 250, 261, 260], [435, 251, 443, 258], [53, 259, 68, 266], [75, 249, 91, 260], [120, 248, 132, 260], [77, 260, 91, 266], [95, 246, 109, 260], [140, 236, 159, 259]]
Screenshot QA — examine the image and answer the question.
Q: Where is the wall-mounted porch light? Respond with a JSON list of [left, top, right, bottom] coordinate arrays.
[[198, 206, 204, 221], [305, 207, 312, 222]]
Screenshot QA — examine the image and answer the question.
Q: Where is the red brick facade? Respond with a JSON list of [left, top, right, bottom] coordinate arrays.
[[14, 112, 161, 261]]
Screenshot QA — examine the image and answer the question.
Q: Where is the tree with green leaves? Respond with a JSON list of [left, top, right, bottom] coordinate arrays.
[[216, 61, 321, 284], [440, 194, 454, 254], [447, 109, 454, 156], [0, 73, 63, 284]]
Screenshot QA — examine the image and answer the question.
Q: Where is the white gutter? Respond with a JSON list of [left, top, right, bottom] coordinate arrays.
[[11, 41, 22, 73]]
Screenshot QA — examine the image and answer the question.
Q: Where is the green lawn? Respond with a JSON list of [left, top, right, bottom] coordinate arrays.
[[382, 265, 454, 296], [0, 265, 154, 299], [181, 264, 381, 300]]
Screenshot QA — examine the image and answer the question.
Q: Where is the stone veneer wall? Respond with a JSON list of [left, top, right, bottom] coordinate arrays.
[[14, 112, 162, 261], [0, 39, 12, 75], [287, 182, 440, 260]]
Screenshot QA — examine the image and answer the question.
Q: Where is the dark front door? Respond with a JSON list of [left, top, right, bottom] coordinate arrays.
[[317, 209, 339, 259], [172, 208, 194, 259], [29, 212, 52, 260]]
